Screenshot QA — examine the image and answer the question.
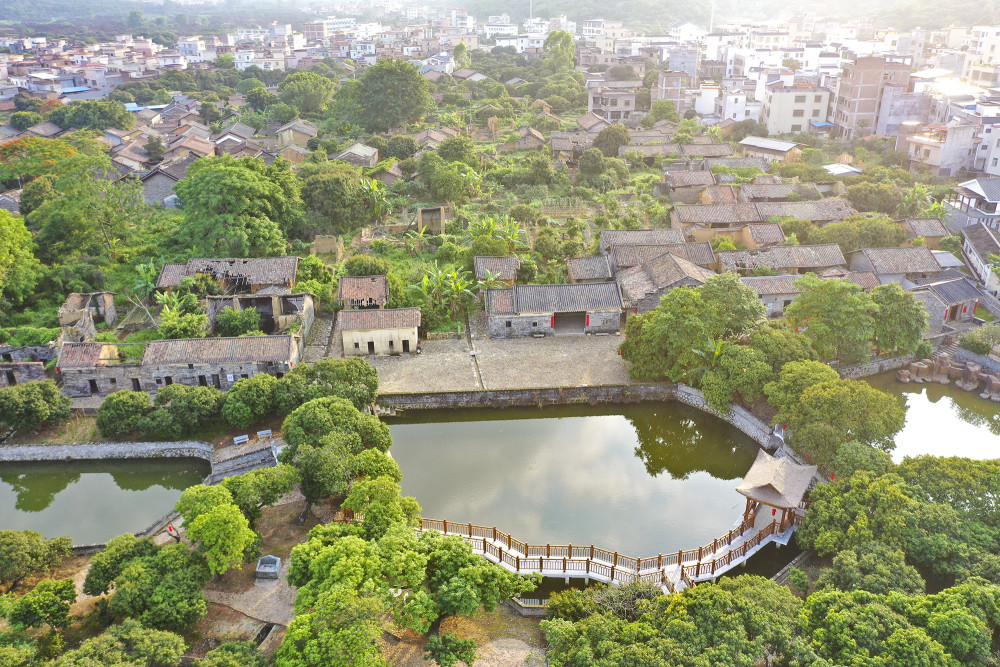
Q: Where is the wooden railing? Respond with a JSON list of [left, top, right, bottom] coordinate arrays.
[[415, 513, 787, 590]]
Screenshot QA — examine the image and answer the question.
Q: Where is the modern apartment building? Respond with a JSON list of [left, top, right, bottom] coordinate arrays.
[[832, 55, 912, 139]]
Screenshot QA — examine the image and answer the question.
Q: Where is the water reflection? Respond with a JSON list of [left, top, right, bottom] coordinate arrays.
[[387, 403, 758, 556], [0, 459, 210, 543], [866, 373, 1000, 461]]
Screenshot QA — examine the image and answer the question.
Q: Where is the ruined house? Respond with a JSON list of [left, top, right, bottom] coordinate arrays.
[[156, 257, 300, 294], [58, 293, 118, 343], [338, 276, 389, 309]]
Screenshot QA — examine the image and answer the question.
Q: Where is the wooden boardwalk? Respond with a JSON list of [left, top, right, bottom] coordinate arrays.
[[416, 513, 801, 592]]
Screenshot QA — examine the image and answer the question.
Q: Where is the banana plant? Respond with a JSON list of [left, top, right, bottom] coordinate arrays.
[[686, 338, 731, 385]]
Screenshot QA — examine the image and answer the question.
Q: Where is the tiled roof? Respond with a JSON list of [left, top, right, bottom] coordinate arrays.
[[276, 119, 319, 136], [642, 252, 716, 290], [156, 257, 299, 289], [925, 277, 982, 305], [839, 271, 880, 290], [963, 222, 1000, 261], [664, 171, 716, 188], [673, 203, 762, 225], [567, 255, 613, 281], [610, 243, 716, 270], [485, 288, 515, 316], [338, 275, 389, 305], [739, 275, 801, 295], [26, 122, 64, 137], [474, 256, 521, 281], [739, 183, 821, 201], [509, 283, 624, 313], [702, 184, 737, 203], [337, 142, 378, 161], [143, 336, 295, 364], [747, 222, 786, 246], [754, 199, 856, 222], [600, 229, 685, 250], [339, 307, 421, 330], [855, 247, 943, 275], [902, 218, 949, 239], [57, 342, 106, 368], [702, 157, 772, 171], [680, 143, 735, 157], [717, 244, 846, 271]]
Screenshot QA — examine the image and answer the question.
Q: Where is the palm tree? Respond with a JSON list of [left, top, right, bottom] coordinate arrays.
[[360, 177, 390, 222], [686, 338, 730, 385], [475, 269, 504, 292]]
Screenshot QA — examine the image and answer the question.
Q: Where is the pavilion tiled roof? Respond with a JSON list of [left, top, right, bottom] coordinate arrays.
[[339, 308, 421, 330]]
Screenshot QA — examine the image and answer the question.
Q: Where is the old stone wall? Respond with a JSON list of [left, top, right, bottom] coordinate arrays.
[[0, 362, 46, 387], [954, 346, 1000, 374], [0, 345, 57, 363], [61, 361, 290, 398], [487, 314, 554, 339], [379, 383, 782, 449], [0, 441, 215, 463], [836, 355, 916, 379]]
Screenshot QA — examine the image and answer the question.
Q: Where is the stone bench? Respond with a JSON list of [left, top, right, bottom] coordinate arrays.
[[233, 435, 250, 445], [256, 430, 273, 439]]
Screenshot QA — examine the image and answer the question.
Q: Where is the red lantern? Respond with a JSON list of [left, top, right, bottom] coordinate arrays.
[[771, 508, 777, 516]]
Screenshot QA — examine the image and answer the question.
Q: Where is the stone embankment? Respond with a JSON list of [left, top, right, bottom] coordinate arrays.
[[378, 383, 784, 450]]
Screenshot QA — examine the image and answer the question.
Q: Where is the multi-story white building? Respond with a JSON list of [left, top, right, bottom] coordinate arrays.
[[760, 85, 831, 135]]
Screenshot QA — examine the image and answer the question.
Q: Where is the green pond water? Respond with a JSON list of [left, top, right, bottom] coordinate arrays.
[[866, 372, 1000, 462], [0, 459, 210, 544], [386, 403, 760, 557]]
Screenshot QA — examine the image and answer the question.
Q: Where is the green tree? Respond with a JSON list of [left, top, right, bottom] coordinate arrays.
[[424, 633, 476, 667], [52, 618, 186, 666], [700, 344, 774, 412], [452, 41, 469, 68], [97, 390, 152, 437], [105, 543, 210, 630], [273, 358, 379, 414], [245, 87, 279, 112], [0, 380, 72, 431], [780, 380, 905, 465], [747, 326, 817, 372], [293, 441, 353, 515], [763, 359, 840, 413], [0, 530, 71, 592], [343, 254, 391, 277], [620, 287, 713, 381], [140, 385, 222, 440], [352, 448, 402, 482], [356, 59, 432, 133], [870, 282, 927, 354], [699, 272, 767, 338], [300, 163, 368, 233], [214, 306, 263, 337], [186, 503, 255, 577], [785, 274, 877, 363], [437, 136, 478, 169], [276, 587, 387, 667], [145, 134, 165, 163], [641, 99, 680, 128], [817, 543, 925, 594], [83, 533, 158, 596], [220, 464, 299, 528], [542, 31, 575, 73], [844, 182, 899, 215], [221, 374, 277, 429], [9, 111, 41, 131], [808, 214, 906, 253], [593, 124, 630, 158], [342, 477, 420, 541], [279, 71, 336, 114], [387, 134, 418, 159], [158, 307, 208, 339], [0, 210, 41, 307], [8, 578, 76, 630], [175, 155, 302, 257], [48, 100, 135, 131]]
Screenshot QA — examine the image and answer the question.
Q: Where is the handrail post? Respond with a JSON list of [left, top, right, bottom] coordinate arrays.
[[493, 526, 497, 541], [443, 519, 448, 534], [468, 522, 472, 537], [657, 554, 662, 569], [516, 555, 520, 570], [590, 545, 594, 559], [563, 557, 567, 572], [614, 552, 618, 566], [547, 544, 550, 558]]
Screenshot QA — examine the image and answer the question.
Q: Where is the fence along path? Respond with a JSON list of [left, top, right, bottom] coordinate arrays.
[[415, 513, 800, 592]]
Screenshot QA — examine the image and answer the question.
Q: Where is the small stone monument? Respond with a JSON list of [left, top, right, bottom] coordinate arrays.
[[981, 375, 1000, 402], [896, 368, 911, 384], [256, 555, 281, 580], [956, 362, 982, 392]]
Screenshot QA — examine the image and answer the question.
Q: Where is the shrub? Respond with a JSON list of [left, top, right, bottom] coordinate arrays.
[[343, 255, 391, 276], [0, 380, 72, 431], [215, 306, 263, 337], [221, 374, 278, 429], [273, 358, 380, 415], [0, 327, 60, 347], [138, 385, 222, 439], [97, 391, 152, 437], [959, 324, 1000, 356]]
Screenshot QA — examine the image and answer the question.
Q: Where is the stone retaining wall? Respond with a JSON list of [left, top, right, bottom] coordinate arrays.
[[954, 347, 1000, 374], [0, 441, 214, 463], [379, 383, 782, 449], [836, 355, 915, 379]]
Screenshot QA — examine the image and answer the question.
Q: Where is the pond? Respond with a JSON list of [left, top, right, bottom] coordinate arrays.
[[386, 403, 760, 558], [867, 373, 1000, 462], [0, 458, 211, 544]]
